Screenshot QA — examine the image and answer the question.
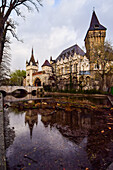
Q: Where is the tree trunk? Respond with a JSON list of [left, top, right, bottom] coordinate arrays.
[[0, 18, 5, 65], [100, 75, 107, 91], [0, 40, 3, 64], [103, 75, 107, 91]]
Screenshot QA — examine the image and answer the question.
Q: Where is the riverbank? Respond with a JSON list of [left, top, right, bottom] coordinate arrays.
[[45, 92, 113, 106], [44, 91, 107, 97], [0, 93, 6, 170]]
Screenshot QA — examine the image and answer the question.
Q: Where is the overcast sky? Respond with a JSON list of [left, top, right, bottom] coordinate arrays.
[[10, 0, 113, 71]]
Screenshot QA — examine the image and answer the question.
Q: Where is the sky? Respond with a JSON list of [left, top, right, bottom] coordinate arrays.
[[10, 0, 113, 71]]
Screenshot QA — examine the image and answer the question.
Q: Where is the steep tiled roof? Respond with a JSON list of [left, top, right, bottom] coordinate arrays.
[[84, 11, 106, 41], [28, 48, 36, 66], [89, 11, 106, 31], [56, 44, 85, 62], [42, 60, 52, 67]]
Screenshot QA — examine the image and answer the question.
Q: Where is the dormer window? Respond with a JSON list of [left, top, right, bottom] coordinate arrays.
[[94, 24, 99, 28]]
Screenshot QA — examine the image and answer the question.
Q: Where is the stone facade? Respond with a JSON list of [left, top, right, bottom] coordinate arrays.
[[50, 44, 91, 90], [26, 48, 39, 86], [26, 50, 53, 88], [25, 11, 113, 91], [84, 10, 106, 73]]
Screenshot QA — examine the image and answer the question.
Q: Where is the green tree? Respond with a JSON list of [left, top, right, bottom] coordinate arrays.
[[0, 0, 42, 65], [10, 70, 26, 86], [92, 41, 113, 91]]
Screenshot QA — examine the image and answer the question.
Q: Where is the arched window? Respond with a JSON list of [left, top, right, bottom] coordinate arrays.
[[61, 67, 64, 75], [58, 68, 60, 75], [34, 78, 41, 86], [65, 67, 67, 74], [74, 64, 77, 73]]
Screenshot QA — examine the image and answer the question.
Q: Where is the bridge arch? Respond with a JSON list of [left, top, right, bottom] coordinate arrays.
[[12, 89, 28, 98], [31, 90, 36, 96], [0, 86, 43, 95]]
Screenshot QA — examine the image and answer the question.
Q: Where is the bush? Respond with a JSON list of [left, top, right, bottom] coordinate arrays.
[[43, 85, 51, 92]]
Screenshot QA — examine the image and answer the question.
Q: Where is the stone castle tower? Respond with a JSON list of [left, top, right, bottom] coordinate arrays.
[[26, 48, 38, 86], [84, 10, 106, 70]]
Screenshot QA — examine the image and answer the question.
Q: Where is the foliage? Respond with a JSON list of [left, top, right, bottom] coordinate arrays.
[[9, 70, 26, 86], [92, 41, 113, 90], [43, 85, 51, 92], [0, 0, 42, 65]]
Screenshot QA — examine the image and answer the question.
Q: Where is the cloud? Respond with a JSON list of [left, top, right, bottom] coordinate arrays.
[[48, 26, 77, 50], [45, 0, 55, 6], [100, 0, 113, 13], [11, 25, 77, 70], [10, 0, 113, 71]]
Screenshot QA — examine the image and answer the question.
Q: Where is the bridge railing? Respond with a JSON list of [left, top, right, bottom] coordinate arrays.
[[0, 86, 44, 95]]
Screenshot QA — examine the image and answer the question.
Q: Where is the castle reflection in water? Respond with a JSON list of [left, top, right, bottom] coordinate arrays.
[[25, 109, 38, 138], [9, 102, 113, 170], [25, 107, 92, 143]]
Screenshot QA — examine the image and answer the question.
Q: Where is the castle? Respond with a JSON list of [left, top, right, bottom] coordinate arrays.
[[26, 10, 112, 91]]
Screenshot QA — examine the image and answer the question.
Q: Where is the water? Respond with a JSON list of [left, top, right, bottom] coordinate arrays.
[[5, 97, 113, 170]]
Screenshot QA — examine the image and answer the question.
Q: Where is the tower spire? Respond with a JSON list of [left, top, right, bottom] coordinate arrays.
[[89, 10, 106, 31], [32, 47, 33, 55], [93, 7, 95, 12], [84, 10, 107, 61], [29, 47, 36, 65]]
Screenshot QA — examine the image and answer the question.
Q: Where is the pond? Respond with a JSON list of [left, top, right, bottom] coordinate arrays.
[[4, 96, 113, 170]]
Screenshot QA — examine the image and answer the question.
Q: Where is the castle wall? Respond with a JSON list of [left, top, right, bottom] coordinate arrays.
[[26, 63, 38, 86], [25, 11, 113, 92]]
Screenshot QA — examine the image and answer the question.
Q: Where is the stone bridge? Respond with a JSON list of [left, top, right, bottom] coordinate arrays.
[[0, 86, 43, 96]]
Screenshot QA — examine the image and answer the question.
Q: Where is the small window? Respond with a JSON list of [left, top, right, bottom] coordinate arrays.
[[65, 67, 67, 74], [94, 24, 99, 28], [61, 67, 64, 74]]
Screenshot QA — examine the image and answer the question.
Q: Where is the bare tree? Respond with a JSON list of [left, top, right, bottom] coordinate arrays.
[[0, 36, 11, 85], [0, 0, 42, 65]]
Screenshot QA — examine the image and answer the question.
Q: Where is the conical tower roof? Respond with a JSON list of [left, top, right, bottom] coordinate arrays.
[[89, 10, 106, 31], [42, 60, 52, 67], [84, 10, 106, 41], [29, 48, 36, 66]]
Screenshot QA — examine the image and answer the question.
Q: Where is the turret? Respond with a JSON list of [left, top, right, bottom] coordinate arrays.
[[26, 48, 39, 86], [50, 56, 52, 64], [84, 10, 106, 61], [42, 60, 52, 73], [26, 60, 28, 66]]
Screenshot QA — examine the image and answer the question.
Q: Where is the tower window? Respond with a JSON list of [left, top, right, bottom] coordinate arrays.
[[94, 24, 99, 28]]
